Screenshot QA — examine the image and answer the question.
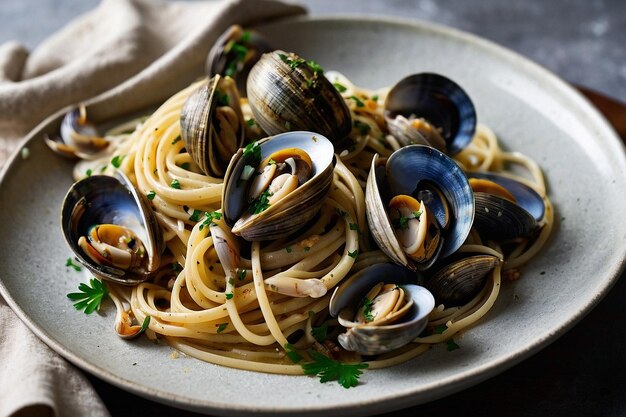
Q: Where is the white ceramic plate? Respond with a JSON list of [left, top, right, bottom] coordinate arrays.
[[1, 16, 625, 416]]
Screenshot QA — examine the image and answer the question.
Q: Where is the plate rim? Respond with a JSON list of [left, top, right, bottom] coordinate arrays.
[[1, 14, 626, 416]]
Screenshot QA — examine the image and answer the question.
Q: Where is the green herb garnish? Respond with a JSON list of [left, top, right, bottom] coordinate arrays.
[[189, 209, 202, 222], [284, 343, 303, 363], [286, 245, 293, 253], [311, 322, 328, 343], [225, 292, 234, 300], [111, 155, 124, 168], [85, 169, 93, 177], [333, 81, 347, 93], [361, 297, 374, 322], [237, 269, 247, 281], [306, 60, 324, 75], [65, 258, 82, 272], [447, 339, 460, 351], [348, 249, 358, 258], [246, 118, 255, 127], [413, 210, 422, 219], [354, 120, 371, 136], [433, 324, 448, 334], [180, 162, 190, 170], [140, 316, 151, 333], [171, 262, 183, 273], [171, 136, 181, 145], [371, 95, 379, 102], [398, 216, 410, 230], [147, 191, 156, 201], [66, 278, 108, 314], [248, 189, 272, 214], [170, 179, 181, 189], [199, 211, 222, 230], [216, 323, 228, 334], [302, 350, 368, 389], [349, 96, 365, 108], [242, 141, 262, 163], [278, 53, 306, 69], [215, 90, 230, 106]]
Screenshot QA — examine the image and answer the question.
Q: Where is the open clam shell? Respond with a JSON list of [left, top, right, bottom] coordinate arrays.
[[61, 172, 164, 285], [385, 73, 476, 155], [246, 50, 352, 143], [366, 145, 475, 271], [180, 74, 245, 178], [45, 105, 110, 159], [329, 263, 434, 355], [469, 172, 545, 240], [222, 131, 335, 241]]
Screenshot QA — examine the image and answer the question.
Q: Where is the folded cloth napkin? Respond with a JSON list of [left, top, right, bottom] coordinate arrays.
[[0, 1, 305, 416]]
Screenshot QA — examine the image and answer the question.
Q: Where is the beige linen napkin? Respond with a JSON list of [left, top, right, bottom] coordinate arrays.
[[0, 0, 305, 416]]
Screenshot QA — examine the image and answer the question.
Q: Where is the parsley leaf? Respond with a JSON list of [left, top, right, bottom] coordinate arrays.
[[146, 191, 156, 201], [246, 118, 255, 127], [398, 216, 410, 230], [225, 292, 234, 300], [433, 324, 448, 334], [140, 316, 151, 333], [447, 339, 460, 351], [243, 141, 262, 163], [111, 155, 124, 168], [180, 162, 190, 170], [85, 169, 93, 177], [306, 60, 324, 74], [65, 258, 82, 272], [371, 95, 379, 102], [361, 297, 374, 322], [348, 249, 358, 258], [302, 350, 368, 389], [333, 82, 347, 93], [278, 53, 305, 69], [354, 120, 371, 136], [349, 96, 365, 108], [248, 189, 272, 214], [216, 323, 228, 334], [189, 209, 202, 222], [237, 269, 247, 281], [214, 90, 230, 106], [284, 343, 303, 363], [199, 211, 222, 230], [171, 136, 181, 145], [170, 179, 181, 189], [311, 322, 328, 343], [286, 245, 292, 253], [66, 278, 108, 314], [413, 210, 422, 219], [171, 262, 183, 273]]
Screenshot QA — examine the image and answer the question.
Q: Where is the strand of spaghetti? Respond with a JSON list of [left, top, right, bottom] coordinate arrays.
[[505, 196, 553, 269], [366, 344, 431, 369]]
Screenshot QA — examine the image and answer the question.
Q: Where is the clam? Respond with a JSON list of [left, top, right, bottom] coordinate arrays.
[[246, 50, 351, 143], [366, 145, 475, 271], [329, 263, 435, 355], [385, 73, 476, 155], [61, 171, 164, 285], [45, 105, 110, 159], [180, 74, 245, 178], [468, 172, 545, 240], [222, 131, 335, 241], [206, 25, 272, 97], [425, 254, 501, 307]]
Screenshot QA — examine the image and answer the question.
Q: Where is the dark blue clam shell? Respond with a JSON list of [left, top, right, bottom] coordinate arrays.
[[386, 145, 475, 258], [385, 73, 476, 155]]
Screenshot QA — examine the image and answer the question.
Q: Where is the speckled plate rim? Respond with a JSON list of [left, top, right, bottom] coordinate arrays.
[[1, 14, 626, 416]]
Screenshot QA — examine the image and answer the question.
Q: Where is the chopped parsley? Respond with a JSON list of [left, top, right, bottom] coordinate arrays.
[[349, 96, 365, 108], [398, 216, 410, 230], [66, 278, 108, 314], [65, 258, 82, 272], [170, 179, 181, 189], [302, 350, 368, 389], [348, 249, 358, 258], [447, 339, 460, 351], [225, 292, 234, 300], [284, 343, 303, 363], [216, 323, 228, 333], [246, 118, 255, 127], [180, 162, 190, 170], [248, 189, 272, 214], [413, 210, 423, 219], [111, 155, 124, 168], [268, 158, 276, 165], [286, 245, 293, 253], [214, 90, 230, 106], [85, 169, 93, 177], [278, 53, 306, 69], [333, 81, 347, 93], [371, 95, 379, 102], [198, 211, 222, 230], [306, 60, 324, 75], [336, 209, 347, 218], [432, 324, 448, 334], [349, 223, 361, 235], [146, 191, 156, 201], [242, 141, 262, 163], [361, 297, 374, 322], [303, 246, 311, 252], [188, 209, 203, 222], [354, 120, 371, 136], [237, 269, 247, 281], [171, 262, 183, 273], [171, 136, 181, 145], [311, 322, 328, 343], [140, 316, 151, 333]]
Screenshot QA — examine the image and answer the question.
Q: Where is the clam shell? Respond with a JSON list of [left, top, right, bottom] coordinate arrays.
[[246, 51, 351, 143], [61, 172, 164, 285]]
